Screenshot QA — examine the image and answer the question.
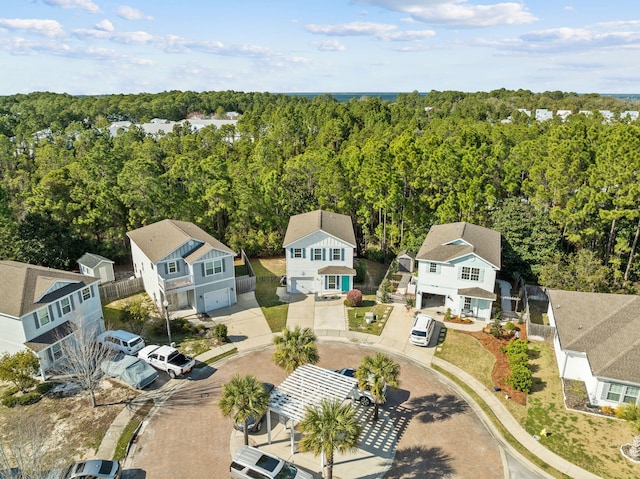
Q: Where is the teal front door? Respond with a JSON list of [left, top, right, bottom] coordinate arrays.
[[341, 275, 350, 292]]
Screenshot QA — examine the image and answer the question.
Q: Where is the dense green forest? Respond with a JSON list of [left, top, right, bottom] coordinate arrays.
[[0, 89, 639, 293]]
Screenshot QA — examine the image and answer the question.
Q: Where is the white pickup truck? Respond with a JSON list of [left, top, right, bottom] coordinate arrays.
[[137, 345, 195, 378]]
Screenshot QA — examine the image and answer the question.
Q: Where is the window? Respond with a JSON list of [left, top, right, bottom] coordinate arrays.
[[429, 262, 437, 273], [463, 297, 472, 310], [51, 343, 63, 361], [204, 259, 223, 276], [312, 248, 322, 261], [82, 287, 91, 301], [60, 297, 71, 315], [461, 266, 480, 281], [327, 275, 338, 289], [37, 308, 50, 326], [167, 261, 177, 274], [293, 248, 303, 258], [331, 248, 341, 261], [606, 383, 640, 404]]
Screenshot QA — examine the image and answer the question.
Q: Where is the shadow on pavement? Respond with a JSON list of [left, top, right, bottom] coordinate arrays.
[[122, 469, 146, 479], [385, 445, 454, 479], [227, 334, 248, 342]]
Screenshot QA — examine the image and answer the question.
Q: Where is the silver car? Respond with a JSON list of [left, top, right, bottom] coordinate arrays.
[[230, 446, 312, 479]]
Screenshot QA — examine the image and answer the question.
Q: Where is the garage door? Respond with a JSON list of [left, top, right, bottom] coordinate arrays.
[[203, 289, 230, 311], [290, 278, 314, 294]]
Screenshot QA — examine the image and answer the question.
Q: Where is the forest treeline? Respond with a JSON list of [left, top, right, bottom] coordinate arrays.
[[0, 89, 639, 293]]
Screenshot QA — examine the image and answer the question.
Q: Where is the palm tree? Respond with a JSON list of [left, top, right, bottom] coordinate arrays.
[[299, 398, 361, 479], [273, 325, 319, 373], [356, 352, 400, 421], [616, 403, 640, 461], [218, 374, 269, 446]]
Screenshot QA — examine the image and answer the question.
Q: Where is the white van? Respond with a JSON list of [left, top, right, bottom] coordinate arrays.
[[98, 330, 145, 355], [409, 314, 436, 347], [230, 446, 312, 479]]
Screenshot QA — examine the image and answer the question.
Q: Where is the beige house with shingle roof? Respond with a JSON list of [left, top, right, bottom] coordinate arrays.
[[415, 222, 501, 320], [0, 261, 104, 377], [127, 219, 237, 314], [547, 289, 640, 407], [283, 210, 356, 295]]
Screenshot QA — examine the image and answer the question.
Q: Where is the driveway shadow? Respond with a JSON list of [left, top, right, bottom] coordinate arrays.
[[227, 334, 248, 342]]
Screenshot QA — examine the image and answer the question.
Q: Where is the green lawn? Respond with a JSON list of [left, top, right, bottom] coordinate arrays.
[[346, 298, 392, 335], [250, 257, 288, 332], [435, 331, 640, 479]]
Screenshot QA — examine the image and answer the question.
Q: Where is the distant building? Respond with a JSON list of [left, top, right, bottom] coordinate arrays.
[[77, 253, 115, 284]]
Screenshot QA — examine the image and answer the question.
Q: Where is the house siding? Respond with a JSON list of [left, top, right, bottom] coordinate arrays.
[[285, 231, 355, 294]]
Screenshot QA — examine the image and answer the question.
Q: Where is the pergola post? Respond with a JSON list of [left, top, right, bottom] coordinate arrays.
[[290, 421, 295, 455], [267, 408, 272, 444]]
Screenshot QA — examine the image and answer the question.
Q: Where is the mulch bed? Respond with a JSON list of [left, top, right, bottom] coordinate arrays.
[[463, 323, 528, 406]]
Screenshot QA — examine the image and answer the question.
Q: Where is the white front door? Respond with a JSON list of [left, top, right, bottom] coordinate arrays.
[[203, 289, 230, 311]]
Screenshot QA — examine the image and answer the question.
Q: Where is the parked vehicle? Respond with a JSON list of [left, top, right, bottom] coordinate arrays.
[[45, 459, 121, 479], [98, 330, 145, 355], [233, 383, 274, 433], [334, 367, 386, 406], [137, 345, 195, 378], [101, 353, 159, 389], [230, 446, 312, 479], [409, 313, 436, 347]]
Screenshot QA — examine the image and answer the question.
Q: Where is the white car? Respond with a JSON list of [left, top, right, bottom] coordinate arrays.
[[98, 330, 145, 355], [230, 446, 312, 479], [409, 313, 436, 346]]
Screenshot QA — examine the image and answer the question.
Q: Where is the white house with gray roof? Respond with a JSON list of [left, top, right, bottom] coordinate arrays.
[[283, 210, 356, 295], [127, 219, 237, 313], [415, 222, 501, 320], [0, 261, 104, 378], [547, 289, 640, 407]]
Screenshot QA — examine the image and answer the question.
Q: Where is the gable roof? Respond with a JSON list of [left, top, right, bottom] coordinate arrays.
[[416, 222, 501, 269], [77, 252, 114, 269], [126, 219, 235, 263], [0, 261, 99, 318], [283, 210, 356, 247], [548, 289, 640, 384]]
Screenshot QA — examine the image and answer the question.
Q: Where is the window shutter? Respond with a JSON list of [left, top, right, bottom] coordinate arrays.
[[33, 312, 40, 329], [341, 249, 345, 261], [78, 291, 83, 304], [56, 302, 62, 316], [329, 249, 333, 261], [322, 249, 326, 261], [601, 383, 610, 400], [202, 263, 206, 276], [69, 296, 75, 311], [325, 276, 328, 289], [479, 269, 484, 281], [48, 305, 54, 320], [289, 248, 294, 258], [222, 259, 226, 272], [302, 248, 306, 259], [165, 263, 169, 274], [310, 249, 314, 261]]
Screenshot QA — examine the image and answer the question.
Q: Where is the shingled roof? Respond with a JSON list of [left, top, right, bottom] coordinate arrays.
[[0, 261, 99, 318], [126, 219, 235, 264], [416, 222, 501, 269], [283, 210, 356, 247], [548, 289, 640, 384]]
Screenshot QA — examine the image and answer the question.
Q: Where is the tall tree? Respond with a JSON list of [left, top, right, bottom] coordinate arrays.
[[218, 374, 269, 446], [272, 326, 319, 373], [299, 398, 361, 479], [356, 353, 400, 421]]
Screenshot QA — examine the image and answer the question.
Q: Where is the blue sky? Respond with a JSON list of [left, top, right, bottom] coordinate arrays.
[[1, 0, 639, 95]]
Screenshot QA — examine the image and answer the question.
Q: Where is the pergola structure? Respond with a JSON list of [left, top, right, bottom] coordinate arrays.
[[267, 364, 359, 454]]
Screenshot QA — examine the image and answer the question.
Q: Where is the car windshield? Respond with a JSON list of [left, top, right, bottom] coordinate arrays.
[[412, 330, 427, 337], [129, 337, 143, 347], [274, 462, 298, 479]]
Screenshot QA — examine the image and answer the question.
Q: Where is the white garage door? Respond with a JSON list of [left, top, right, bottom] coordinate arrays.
[[203, 289, 230, 311], [290, 278, 314, 294]]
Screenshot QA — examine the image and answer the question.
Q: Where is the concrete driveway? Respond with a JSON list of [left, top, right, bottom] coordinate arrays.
[[286, 294, 347, 332]]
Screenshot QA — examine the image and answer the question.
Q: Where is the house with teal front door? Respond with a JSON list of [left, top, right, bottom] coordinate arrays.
[[283, 210, 357, 295]]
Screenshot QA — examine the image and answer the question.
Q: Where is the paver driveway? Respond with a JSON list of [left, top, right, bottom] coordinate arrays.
[[126, 343, 503, 479]]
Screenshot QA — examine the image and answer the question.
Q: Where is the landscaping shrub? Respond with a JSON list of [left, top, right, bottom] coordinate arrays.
[[505, 339, 529, 356], [490, 318, 503, 338], [17, 392, 42, 406], [507, 352, 529, 367], [354, 260, 367, 284], [35, 381, 55, 395], [1, 395, 18, 408], [1, 385, 19, 398], [444, 308, 452, 322], [344, 289, 363, 307], [507, 363, 532, 393], [505, 321, 516, 331], [213, 324, 228, 343]]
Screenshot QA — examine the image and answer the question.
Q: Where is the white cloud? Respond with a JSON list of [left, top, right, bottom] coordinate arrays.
[[95, 19, 114, 32], [312, 39, 346, 51], [44, 0, 101, 14], [0, 18, 64, 37], [305, 21, 434, 41], [359, 0, 537, 27], [117, 6, 153, 21], [596, 20, 640, 28]]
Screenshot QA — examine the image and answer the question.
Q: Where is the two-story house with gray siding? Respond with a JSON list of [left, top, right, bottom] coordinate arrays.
[[127, 219, 237, 313], [415, 222, 501, 320], [0, 261, 104, 378], [283, 210, 357, 295]]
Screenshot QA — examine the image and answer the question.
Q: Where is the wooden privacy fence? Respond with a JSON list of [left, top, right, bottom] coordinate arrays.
[[235, 249, 256, 294], [99, 276, 144, 303]]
